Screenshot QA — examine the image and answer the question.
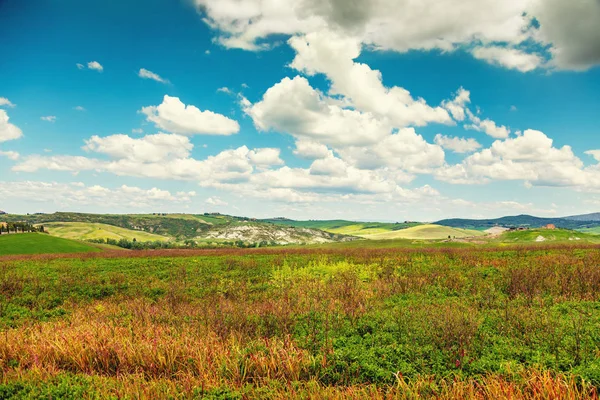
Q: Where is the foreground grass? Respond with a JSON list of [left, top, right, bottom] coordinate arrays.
[[1, 245, 600, 398], [0, 233, 100, 255]]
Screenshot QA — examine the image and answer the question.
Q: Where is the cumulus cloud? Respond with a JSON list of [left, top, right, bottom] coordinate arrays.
[[41, 116, 57, 123], [140, 95, 239, 135], [138, 68, 168, 83], [434, 134, 481, 153], [0, 150, 19, 160], [82, 133, 193, 163], [205, 196, 228, 206], [471, 46, 544, 72], [435, 129, 600, 190], [0, 181, 194, 210], [87, 61, 104, 72], [293, 140, 332, 159], [465, 110, 510, 139], [585, 150, 600, 162], [0, 97, 15, 108], [0, 110, 23, 143], [288, 31, 452, 127]]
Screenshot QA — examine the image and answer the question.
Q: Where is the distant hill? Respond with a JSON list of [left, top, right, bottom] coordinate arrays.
[[41, 222, 170, 242], [564, 212, 600, 221], [436, 214, 600, 230], [261, 219, 420, 236]]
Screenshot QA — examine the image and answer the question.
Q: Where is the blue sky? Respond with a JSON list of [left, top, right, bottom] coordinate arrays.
[[1, 0, 600, 221]]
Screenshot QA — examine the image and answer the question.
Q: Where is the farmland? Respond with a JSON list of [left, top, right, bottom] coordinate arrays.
[[1, 243, 600, 398], [41, 222, 171, 242]]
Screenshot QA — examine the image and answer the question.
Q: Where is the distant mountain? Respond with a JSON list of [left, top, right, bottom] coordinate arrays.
[[436, 214, 600, 230], [564, 212, 600, 221]]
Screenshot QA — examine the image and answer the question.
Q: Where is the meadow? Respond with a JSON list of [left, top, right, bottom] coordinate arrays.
[[1, 243, 600, 399], [0, 233, 100, 256], [41, 222, 170, 243]]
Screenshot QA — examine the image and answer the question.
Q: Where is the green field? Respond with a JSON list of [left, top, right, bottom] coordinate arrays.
[[41, 222, 170, 242], [1, 245, 600, 398], [262, 219, 420, 236], [362, 224, 485, 240], [0, 233, 100, 255]]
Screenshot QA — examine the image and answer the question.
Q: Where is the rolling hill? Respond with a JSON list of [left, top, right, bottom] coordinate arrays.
[[361, 224, 485, 240], [0, 233, 101, 255], [261, 218, 420, 235], [41, 222, 170, 242], [436, 214, 600, 230]]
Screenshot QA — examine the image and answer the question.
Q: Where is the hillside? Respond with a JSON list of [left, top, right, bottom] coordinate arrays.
[[261, 218, 420, 235], [362, 224, 484, 240], [436, 214, 600, 230], [496, 228, 600, 244], [41, 222, 170, 242], [202, 222, 356, 245], [0, 233, 100, 255], [564, 212, 600, 221]]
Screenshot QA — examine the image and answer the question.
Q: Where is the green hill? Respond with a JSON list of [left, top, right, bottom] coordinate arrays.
[[0, 233, 101, 255], [362, 224, 485, 240], [496, 228, 600, 244], [41, 222, 170, 242]]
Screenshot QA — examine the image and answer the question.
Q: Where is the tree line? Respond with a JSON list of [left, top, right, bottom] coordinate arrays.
[[0, 223, 45, 234]]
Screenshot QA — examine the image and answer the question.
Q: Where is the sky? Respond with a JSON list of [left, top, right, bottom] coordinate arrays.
[[1, 0, 600, 221]]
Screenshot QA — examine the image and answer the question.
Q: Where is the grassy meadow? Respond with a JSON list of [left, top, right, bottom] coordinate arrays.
[[0, 233, 100, 256], [362, 224, 485, 240], [1, 243, 600, 398]]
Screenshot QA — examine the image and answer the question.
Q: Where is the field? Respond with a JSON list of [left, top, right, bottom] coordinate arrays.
[[262, 219, 421, 236], [362, 224, 485, 240], [497, 229, 600, 244], [0, 233, 100, 255], [41, 222, 171, 242], [1, 243, 600, 398]]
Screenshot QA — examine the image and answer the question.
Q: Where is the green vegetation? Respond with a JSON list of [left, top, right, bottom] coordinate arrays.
[[436, 214, 600, 231], [497, 228, 600, 244], [262, 218, 420, 236], [362, 224, 484, 240], [0, 233, 100, 255], [1, 245, 600, 398], [41, 222, 171, 242]]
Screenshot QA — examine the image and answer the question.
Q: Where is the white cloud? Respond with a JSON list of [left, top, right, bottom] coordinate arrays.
[[140, 95, 239, 135], [82, 133, 193, 163], [87, 61, 103, 72], [0, 110, 23, 143], [138, 68, 168, 83], [0, 98, 15, 108], [73, 106, 86, 111], [293, 140, 331, 159], [132, 128, 143, 134], [585, 150, 600, 162], [465, 110, 510, 139], [206, 196, 228, 206], [442, 88, 471, 122], [245, 76, 392, 147], [217, 87, 232, 94], [194, 0, 600, 72], [248, 147, 284, 167], [471, 46, 544, 72], [76, 63, 85, 70], [510, 105, 518, 111], [0, 150, 19, 160], [436, 129, 597, 189], [41, 116, 57, 123], [288, 31, 452, 127], [0, 181, 194, 210], [434, 134, 481, 153]]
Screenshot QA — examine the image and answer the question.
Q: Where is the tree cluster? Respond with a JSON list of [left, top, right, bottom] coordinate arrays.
[[0, 223, 45, 234]]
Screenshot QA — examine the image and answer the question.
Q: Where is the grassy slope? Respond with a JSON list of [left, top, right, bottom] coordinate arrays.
[[0, 233, 100, 255], [41, 222, 170, 242], [497, 228, 600, 244], [362, 224, 484, 240]]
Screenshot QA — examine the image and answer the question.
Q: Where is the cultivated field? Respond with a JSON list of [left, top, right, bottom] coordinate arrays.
[[1, 243, 600, 398]]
